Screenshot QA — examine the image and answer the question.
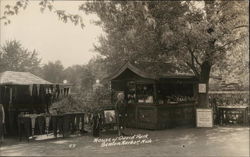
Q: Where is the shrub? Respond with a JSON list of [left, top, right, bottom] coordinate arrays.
[[209, 91, 249, 106], [49, 86, 111, 114]]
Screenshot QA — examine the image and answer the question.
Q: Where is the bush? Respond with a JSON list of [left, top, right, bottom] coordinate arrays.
[[209, 91, 249, 106], [49, 86, 112, 114]]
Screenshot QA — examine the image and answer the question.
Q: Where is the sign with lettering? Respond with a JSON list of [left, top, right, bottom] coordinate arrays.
[[196, 108, 213, 127], [93, 134, 152, 147], [198, 83, 206, 93]]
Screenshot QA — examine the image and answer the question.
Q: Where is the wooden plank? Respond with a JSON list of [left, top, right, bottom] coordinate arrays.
[[126, 103, 196, 130]]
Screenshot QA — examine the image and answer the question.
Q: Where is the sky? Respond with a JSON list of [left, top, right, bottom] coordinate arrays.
[[0, 0, 103, 68]]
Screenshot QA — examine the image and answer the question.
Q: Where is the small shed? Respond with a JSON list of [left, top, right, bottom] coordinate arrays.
[[106, 62, 198, 129]]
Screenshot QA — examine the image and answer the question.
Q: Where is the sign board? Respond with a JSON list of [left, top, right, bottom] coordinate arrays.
[[104, 110, 116, 124], [196, 108, 213, 127], [198, 83, 206, 93]]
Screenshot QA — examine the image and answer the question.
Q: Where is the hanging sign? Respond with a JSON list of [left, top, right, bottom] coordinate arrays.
[[198, 83, 206, 93], [196, 108, 213, 127]]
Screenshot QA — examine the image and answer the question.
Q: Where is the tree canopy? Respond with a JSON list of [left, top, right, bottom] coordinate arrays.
[[0, 40, 42, 74], [1, 0, 85, 28], [81, 1, 248, 76], [80, 1, 249, 106], [42, 60, 65, 83], [1, 1, 248, 107]]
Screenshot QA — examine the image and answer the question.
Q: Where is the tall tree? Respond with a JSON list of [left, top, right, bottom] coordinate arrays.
[[0, 40, 42, 74], [87, 56, 107, 80], [80, 1, 248, 107], [1, 1, 248, 107], [80, 65, 95, 92], [64, 65, 84, 93], [42, 60, 64, 83], [177, 1, 248, 106]]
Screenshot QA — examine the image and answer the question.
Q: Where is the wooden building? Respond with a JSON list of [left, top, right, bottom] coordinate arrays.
[[0, 71, 71, 135], [106, 62, 198, 130]]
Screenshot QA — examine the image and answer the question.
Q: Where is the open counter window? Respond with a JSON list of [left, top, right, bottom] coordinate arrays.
[[127, 81, 136, 104], [136, 83, 154, 104], [158, 83, 195, 104], [126, 81, 154, 104]]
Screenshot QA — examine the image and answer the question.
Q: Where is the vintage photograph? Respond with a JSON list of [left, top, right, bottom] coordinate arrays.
[[0, 0, 249, 156]]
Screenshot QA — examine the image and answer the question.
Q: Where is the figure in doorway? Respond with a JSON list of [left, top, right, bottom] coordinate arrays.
[[115, 92, 127, 136]]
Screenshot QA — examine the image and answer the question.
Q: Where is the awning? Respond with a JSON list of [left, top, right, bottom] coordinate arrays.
[[0, 71, 52, 85]]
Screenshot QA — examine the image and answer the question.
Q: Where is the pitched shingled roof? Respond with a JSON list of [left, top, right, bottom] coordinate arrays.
[[0, 71, 52, 85], [105, 62, 196, 81]]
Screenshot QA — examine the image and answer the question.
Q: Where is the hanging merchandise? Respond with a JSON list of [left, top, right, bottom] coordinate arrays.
[[39, 85, 45, 103], [3, 86, 8, 105], [9, 87, 13, 106], [32, 84, 38, 97], [12, 87, 17, 104], [56, 84, 60, 99], [45, 88, 49, 94], [39, 85, 43, 96], [37, 84, 40, 96], [31, 116, 36, 136], [79, 121, 82, 130], [53, 85, 56, 92], [45, 116, 50, 135], [49, 85, 53, 94], [29, 84, 33, 96], [68, 88, 71, 95]]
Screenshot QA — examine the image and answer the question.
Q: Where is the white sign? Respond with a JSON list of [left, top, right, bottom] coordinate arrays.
[[198, 83, 206, 93], [196, 108, 213, 127], [93, 134, 152, 147]]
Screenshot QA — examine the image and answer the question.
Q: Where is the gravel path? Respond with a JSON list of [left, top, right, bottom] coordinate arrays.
[[0, 126, 249, 157]]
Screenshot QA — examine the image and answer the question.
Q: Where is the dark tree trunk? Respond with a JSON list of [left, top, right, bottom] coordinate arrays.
[[198, 61, 212, 108]]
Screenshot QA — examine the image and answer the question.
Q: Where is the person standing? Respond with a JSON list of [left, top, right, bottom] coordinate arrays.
[[115, 92, 127, 136], [0, 104, 5, 143], [92, 112, 101, 137]]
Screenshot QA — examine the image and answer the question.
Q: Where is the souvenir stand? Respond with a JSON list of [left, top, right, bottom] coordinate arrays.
[[0, 71, 82, 139], [0, 71, 53, 136], [106, 62, 198, 130]]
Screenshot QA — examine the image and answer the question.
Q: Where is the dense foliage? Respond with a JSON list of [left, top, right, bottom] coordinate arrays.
[[0, 40, 42, 75], [209, 92, 249, 107], [0, 1, 248, 108], [49, 85, 111, 114], [80, 1, 249, 107], [42, 60, 65, 83]]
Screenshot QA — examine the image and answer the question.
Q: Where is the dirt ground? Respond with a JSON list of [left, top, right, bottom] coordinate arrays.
[[0, 126, 249, 157]]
